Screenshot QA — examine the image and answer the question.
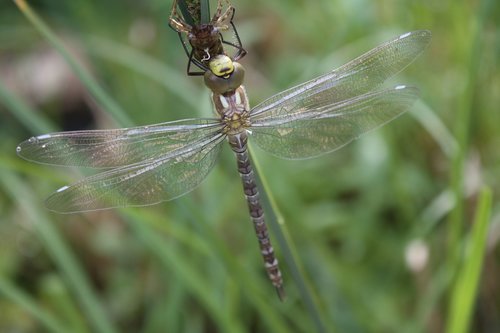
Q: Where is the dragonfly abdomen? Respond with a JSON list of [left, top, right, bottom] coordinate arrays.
[[228, 132, 285, 300]]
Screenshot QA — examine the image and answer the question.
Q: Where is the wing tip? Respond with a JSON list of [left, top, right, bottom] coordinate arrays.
[[16, 135, 49, 160], [394, 84, 420, 93], [403, 30, 432, 49]]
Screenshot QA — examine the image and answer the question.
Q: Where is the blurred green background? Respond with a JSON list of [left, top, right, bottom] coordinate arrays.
[[0, 0, 499, 332]]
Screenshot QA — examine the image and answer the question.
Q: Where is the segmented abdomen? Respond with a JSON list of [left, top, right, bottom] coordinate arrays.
[[228, 132, 285, 299]]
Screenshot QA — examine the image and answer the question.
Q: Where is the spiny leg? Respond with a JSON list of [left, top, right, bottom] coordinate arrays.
[[169, 0, 192, 33], [212, 0, 233, 30]]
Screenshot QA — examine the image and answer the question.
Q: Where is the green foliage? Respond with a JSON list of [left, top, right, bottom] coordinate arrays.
[[447, 187, 492, 333], [1, 0, 498, 332]]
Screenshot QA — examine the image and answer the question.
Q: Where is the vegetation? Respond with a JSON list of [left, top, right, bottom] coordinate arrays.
[[0, 0, 498, 332]]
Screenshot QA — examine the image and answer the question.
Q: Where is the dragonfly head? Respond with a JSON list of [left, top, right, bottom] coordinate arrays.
[[209, 54, 234, 78], [204, 55, 245, 94]]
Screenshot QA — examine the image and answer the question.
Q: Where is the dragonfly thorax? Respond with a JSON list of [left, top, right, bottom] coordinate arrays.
[[210, 85, 251, 135], [222, 111, 251, 135]]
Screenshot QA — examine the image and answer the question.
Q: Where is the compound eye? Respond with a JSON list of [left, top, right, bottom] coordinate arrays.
[[204, 62, 245, 94], [209, 55, 234, 78]]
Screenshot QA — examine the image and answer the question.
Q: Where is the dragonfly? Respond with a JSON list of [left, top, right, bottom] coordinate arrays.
[[169, 0, 246, 75], [17, 30, 431, 299]]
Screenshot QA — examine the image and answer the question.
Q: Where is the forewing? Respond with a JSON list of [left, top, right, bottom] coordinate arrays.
[[250, 86, 419, 159], [251, 30, 430, 119], [45, 133, 226, 213], [17, 118, 223, 168]]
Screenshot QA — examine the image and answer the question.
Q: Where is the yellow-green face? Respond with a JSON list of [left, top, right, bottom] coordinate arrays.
[[209, 55, 234, 78]]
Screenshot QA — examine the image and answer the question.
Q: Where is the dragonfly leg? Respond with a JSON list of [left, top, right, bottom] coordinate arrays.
[[168, 0, 192, 33], [212, 0, 233, 27]]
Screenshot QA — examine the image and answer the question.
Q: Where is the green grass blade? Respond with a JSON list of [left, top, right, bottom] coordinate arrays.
[[409, 101, 458, 158], [0, 276, 68, 333], [447, 0, 490, 265], [13, 0, 132, 127], [177, 0, 196, 26], [446, 187, 492, 333], [0, 80, 56, 133], [85, 36, 200, 110], [120, 208, 246, 333], [200, 0, 210, 24], [39, 275, 91, 333], [0, 168, 119, 333]]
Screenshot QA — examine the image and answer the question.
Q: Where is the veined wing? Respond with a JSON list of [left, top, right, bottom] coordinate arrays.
[[250, 30, 430, 119], [250, 85, 419, 159], [16, 118, 223, 168], [44, 132, 226, 213]]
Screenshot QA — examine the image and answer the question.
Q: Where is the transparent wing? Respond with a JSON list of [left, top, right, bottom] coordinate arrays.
[[251, 30, 431, 119], [250, 86, 419, 159], [44, 133, 226, 213], [17, 118, 223, 168]]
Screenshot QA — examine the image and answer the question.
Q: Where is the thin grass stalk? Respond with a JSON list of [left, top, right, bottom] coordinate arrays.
[[200, 0, 211, 24], [446, 187, 492, 333], [39, 274, 91, 333], [445, 2, 493, 324], [0, 171, 118, 333], [177, 0, 196, 26], [85, 36, 200, 110], [0, 277, 68, 333], [0, 80, 56, 133], [13, 0, 132, 127], [447, 0, 489, 262], [409, 101, 458, 159], [120, 208, 246, 333]]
